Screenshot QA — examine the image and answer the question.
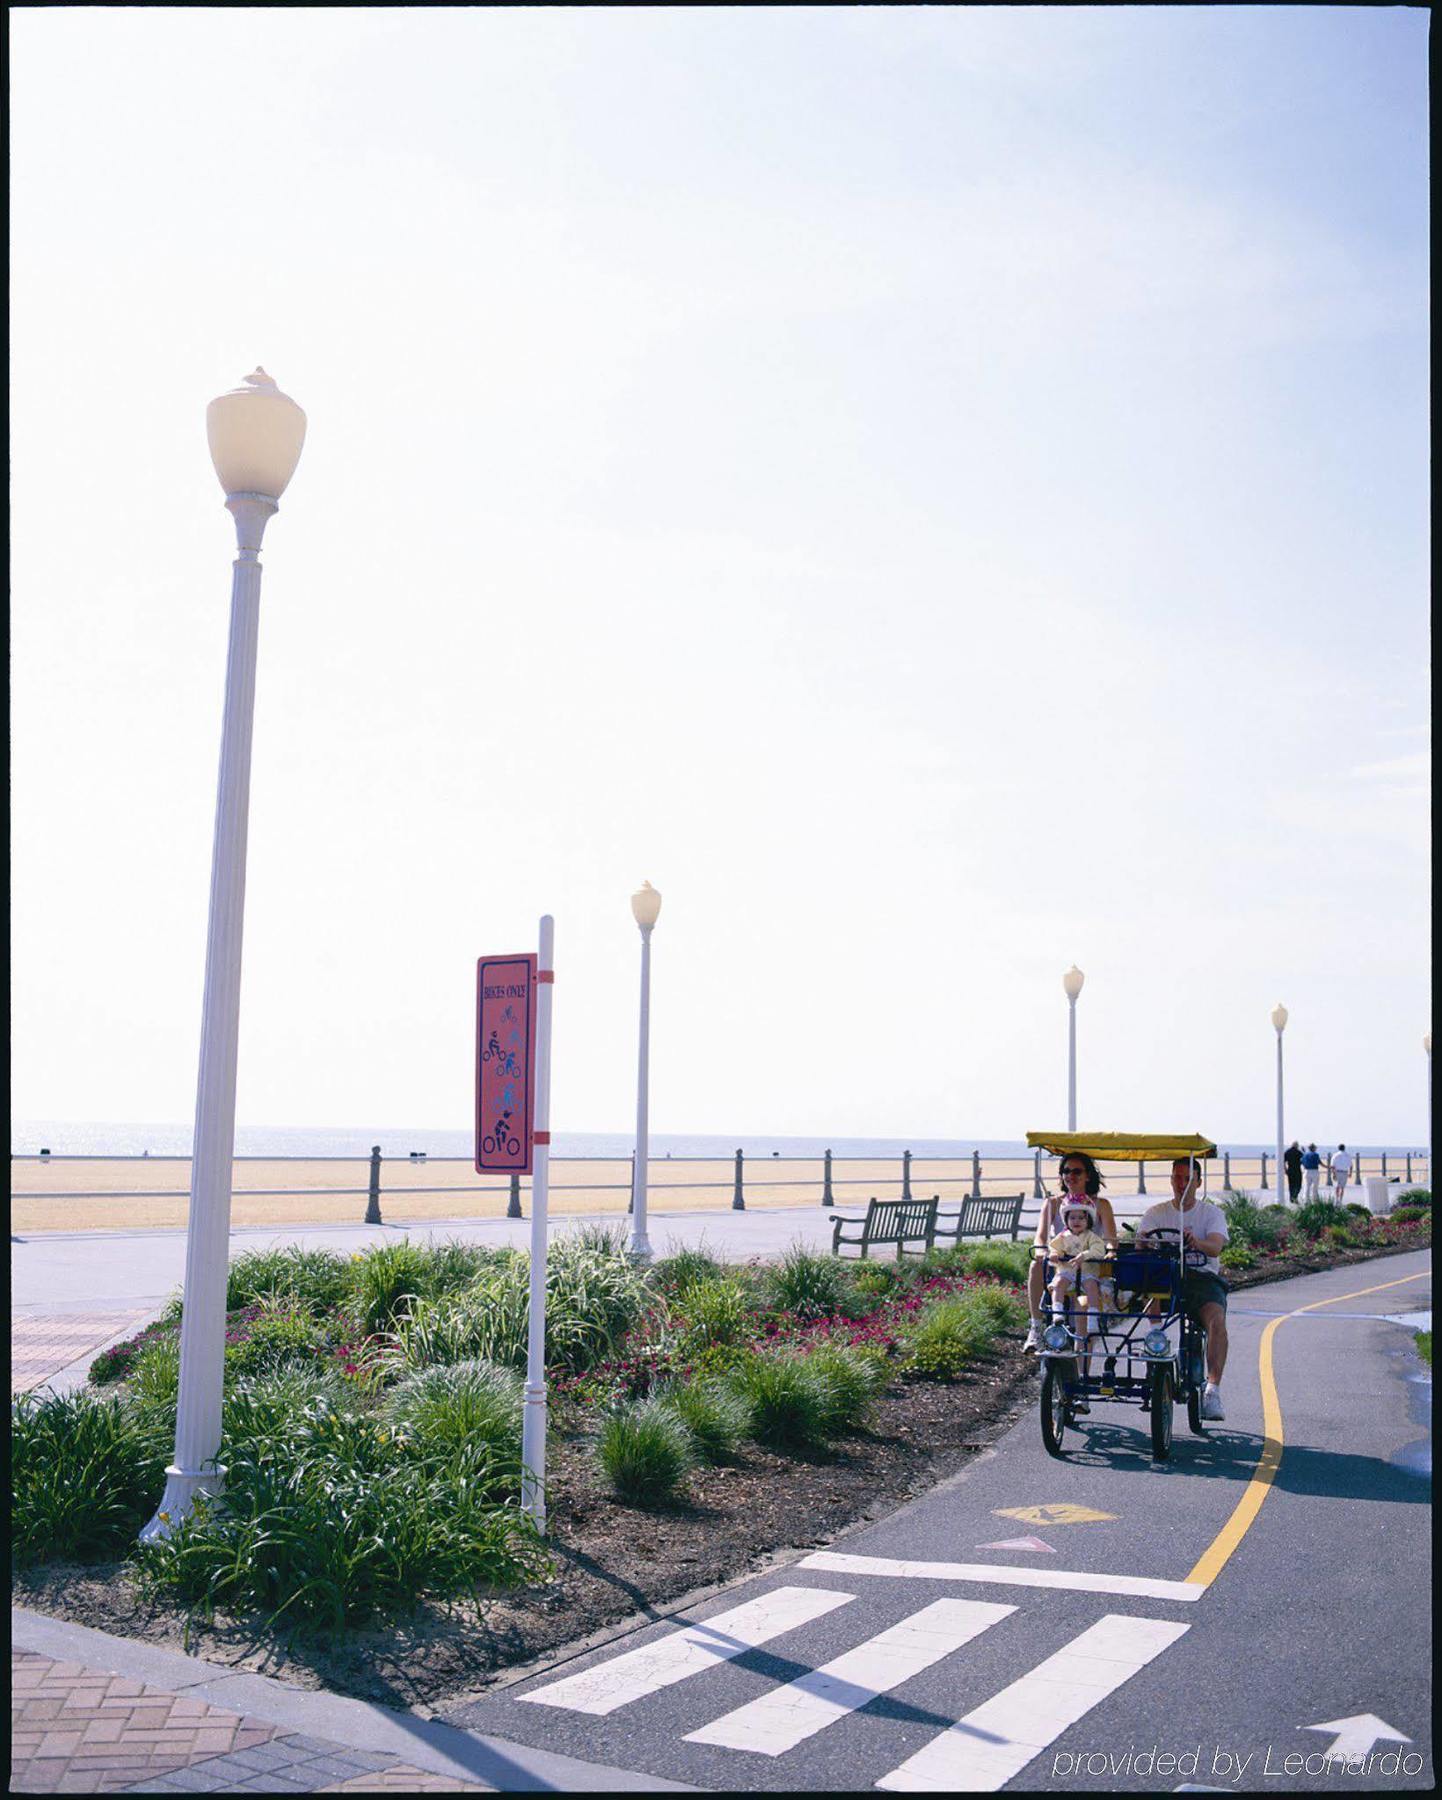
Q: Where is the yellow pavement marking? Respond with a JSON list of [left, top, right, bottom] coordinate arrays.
[[1185, 1268, 1431, 1590], [995, 1504, 1117, 1525]]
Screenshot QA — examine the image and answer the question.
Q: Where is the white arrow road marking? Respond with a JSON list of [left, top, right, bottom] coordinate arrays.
[[875, 1613, 1190, 1792], [518, 1585, 854, 1717], [684, 1599, 1017, 1756], [801, 1550, 1203, 1603], [1302, 1715, 1413, 1759]]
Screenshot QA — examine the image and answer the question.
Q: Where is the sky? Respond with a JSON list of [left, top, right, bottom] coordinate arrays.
[[9, 6, 1431, 1148]]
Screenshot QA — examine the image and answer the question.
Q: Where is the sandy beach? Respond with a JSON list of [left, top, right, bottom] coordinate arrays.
[[7, 1153, 1288, 1234]]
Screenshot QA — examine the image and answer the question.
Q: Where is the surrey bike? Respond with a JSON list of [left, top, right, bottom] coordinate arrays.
[[1026, 1131, 1216, 1463]]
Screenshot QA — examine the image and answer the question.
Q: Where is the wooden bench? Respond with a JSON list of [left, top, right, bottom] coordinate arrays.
[[933, 1192, 1025, 1244], [831, 1196, 939, 1260]]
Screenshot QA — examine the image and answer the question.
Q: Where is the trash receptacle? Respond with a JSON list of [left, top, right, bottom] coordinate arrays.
[[1364, 1175, 1391, 1216]]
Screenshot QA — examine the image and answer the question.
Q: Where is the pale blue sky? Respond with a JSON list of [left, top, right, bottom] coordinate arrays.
[[10, 7, 1430, 1145]]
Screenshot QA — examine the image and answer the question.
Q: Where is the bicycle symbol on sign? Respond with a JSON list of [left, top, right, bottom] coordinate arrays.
[[482, 1107, 522, 1158]]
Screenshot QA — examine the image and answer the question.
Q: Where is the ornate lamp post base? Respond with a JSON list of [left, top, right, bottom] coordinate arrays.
[[140, 1462, 228, 1543]]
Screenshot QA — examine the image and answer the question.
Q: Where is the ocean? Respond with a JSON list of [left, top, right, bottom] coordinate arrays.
[[9, 1119, 1313, 1159]]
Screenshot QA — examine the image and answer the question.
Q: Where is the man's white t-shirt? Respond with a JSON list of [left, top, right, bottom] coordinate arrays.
[[1332, 1151, 1353, 1179], [1137, 1197, 1230, 1276]]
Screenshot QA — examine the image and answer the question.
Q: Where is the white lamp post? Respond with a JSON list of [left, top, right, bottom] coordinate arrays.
[[1062, 966, 1084, 1130], [1272, 1003, 1289, 1205], [1426, 1032, 1432, 1196], [142, 369, 306, 1542], [629, 881, 662, 1259]]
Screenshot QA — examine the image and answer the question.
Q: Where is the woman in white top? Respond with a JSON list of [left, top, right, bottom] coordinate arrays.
[[1023, 1153, 1118, 1353]]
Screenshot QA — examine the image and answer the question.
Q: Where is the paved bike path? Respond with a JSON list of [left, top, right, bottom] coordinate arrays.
[[442, 1252, 1432, 1792]]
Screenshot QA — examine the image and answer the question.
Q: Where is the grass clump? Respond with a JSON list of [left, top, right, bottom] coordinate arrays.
[[673, 1277, 753, 1357], [1415, 1331, 1431, 1367], [765, 1245, 850, 1321], [803, 1342, 888, 1434], [595, 1398, 694, 1505], [899, 1294, 995, 1380], [13, 1389, 170, 1566], [656, 1380, 750, 1463], [1392, 1205, 1429, 1224], [225, 1300, 329, 1380], [652, 1241, 725, 1300], [384, 1360, 523, 1491], [726, 1351, 834, 1452], [224, 1246, 353, 1317], [960, 1241, 1033, 1285]]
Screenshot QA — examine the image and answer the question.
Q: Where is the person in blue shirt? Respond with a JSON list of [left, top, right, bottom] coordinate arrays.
[[1300, 1143, 1322, 1202]]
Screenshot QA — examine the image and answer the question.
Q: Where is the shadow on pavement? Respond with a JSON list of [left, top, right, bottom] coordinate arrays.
[[1046, 1422, 1430, 1503]]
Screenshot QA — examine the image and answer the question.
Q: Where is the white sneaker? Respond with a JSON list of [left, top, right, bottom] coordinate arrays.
[[1202, 1383, 1225, 1421], [1023, 1323, 1041, 1354]]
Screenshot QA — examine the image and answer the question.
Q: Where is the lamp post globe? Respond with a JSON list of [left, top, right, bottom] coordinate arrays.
[[142, 370, 306, 1543], [1062, 966, 1084, 1130], [630, 882, 662, 1259]]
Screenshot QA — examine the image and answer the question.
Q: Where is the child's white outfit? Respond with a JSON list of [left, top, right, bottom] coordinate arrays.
[[1046, 1227, 1111, 1286]]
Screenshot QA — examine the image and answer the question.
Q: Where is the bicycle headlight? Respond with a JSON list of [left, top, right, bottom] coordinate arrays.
[[1043, 1324, 1071, 1352], [1143, 1330, 1171, 1358]]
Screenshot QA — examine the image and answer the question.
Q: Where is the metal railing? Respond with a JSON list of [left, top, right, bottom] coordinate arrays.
[[13, 1144, 1431, 1224]]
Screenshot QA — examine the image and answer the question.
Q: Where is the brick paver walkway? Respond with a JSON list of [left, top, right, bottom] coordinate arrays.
[[11, 1315, 145, 1395], [10, 1653, 493, 1793]]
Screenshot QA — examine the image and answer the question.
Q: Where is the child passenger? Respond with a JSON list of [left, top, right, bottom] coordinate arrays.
[[1047, 1201, 1113, 1401]]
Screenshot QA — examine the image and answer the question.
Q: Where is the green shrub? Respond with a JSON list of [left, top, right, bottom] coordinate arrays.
[[384, 1360, 523, 1491], [222, 1367, 349, 1450], [347, 1241, 438, 1337], [1293, 1200, 1352, 1238], [13, 1389, 171, 1565], [1415, 1330, 1431, 1366], [1344, 1203, 1373, 1221], [136, 1408, 549, 1631], [850, 1262, 905, 1303], [394, 1233, 648, 1375], [959, 1242, 1032, 1284], [652, 1242, 725, 1300], [960, 1281, 1028, 1333], [1219, 1243, 1257, 1272], [656, 1380, 750, 1463], [224, 1246, 353, 1317], [726, 1352, 834, 1451], [90, 1320, 179, 1387], [1391, 1205, 1429, 1224], [899, 1296, 993, 1379], [595, 1399, 694, 1504], [128, 1333, 183, 1412], [765, 1245, 849, 1321], [674, 1277, 754, 1356], [803, 1342, 887, 1434], [225, 1300, 330, 1380], [1395, 1189, 1431, 1207]]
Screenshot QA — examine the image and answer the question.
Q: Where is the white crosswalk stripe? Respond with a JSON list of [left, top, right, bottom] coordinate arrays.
[[875, 1612, 1191, 1791], [800, 1549, 1203, 1603], [518, 1584, 855, 1717], [684, 1598, 1017, 1756]]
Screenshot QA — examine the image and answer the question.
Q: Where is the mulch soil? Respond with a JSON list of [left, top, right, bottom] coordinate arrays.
[[11, 1235, 1428, 1718]]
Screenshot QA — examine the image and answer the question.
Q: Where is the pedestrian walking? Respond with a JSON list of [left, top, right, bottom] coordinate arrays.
[[1331, 1142, 1353, 1200], [1283, 1140, 1303, 1205], [1301, 1142, 1322, 1202]]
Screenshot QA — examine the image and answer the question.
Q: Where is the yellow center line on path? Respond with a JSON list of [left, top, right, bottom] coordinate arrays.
[[1185, 1268, 1431, 1590]]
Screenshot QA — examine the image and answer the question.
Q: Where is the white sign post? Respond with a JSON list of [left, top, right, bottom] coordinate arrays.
[[520, 914, 555, 1531]]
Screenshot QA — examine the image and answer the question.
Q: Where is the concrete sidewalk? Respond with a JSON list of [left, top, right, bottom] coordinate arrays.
[[11, 1610, 694, 1794]]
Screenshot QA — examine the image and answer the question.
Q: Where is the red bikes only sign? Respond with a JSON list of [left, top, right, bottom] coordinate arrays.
[[476, 954, 537, 1173]]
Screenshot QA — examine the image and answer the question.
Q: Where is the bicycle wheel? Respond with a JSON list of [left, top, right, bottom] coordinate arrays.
[[1149, 1364, 1174, 1461], [1187, 1382, 1206, 1435], [1041, 1362, 1072, 1458]]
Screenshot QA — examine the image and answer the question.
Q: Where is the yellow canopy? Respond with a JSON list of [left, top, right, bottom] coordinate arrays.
[[1026, 1130, 1218, 1163]]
